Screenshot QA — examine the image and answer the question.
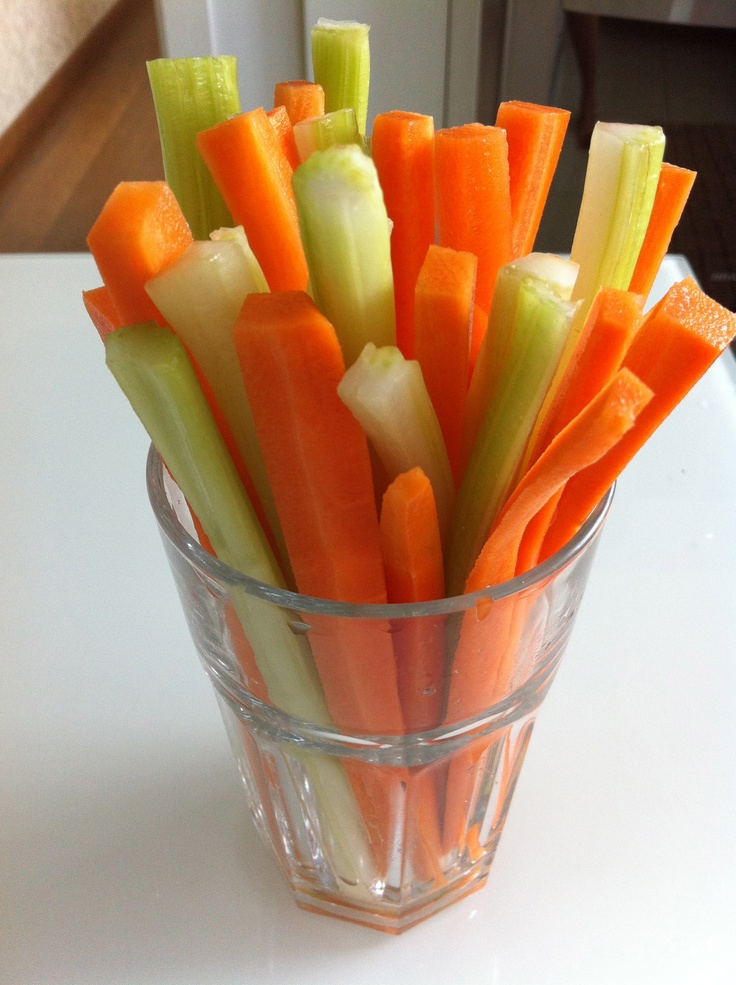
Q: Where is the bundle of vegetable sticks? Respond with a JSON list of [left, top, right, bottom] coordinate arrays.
[[84, 17, 736, 742]]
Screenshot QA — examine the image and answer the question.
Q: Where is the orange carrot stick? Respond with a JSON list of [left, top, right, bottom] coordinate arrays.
[[273, 79, 325, 125], [628, 162, 696, 300], [495, 101, 570, 259], [442, 368, 653, 729], [266, 105, 300, 171], [467, 369, 653, 594], [414, 245, 477, 485], [527, 287, 645, 466], [82, 285, 122, 341], [86, 181, 193, 326], [543, 277, 736, 558], [371, 110, 436, 358], [196, 109, 309, 292], [233, 290, 403, 735], [435, 123, 512, 315], [380, 467, 445, 731]]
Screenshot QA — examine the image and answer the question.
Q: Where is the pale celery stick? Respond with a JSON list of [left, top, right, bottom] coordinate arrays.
[[209, 225, 269, 292], [571, 122, 665, 308], [144, 231, 293, 585], [105, 323, 375, 894], [338, 343, 454, 546], [311, 18, 370, 137], [465, 254, 579, 461], [293, 107, 363, 162], [447, 279, 579, 595], [147, 56, 240, 240], [292, 144, 395, 366]]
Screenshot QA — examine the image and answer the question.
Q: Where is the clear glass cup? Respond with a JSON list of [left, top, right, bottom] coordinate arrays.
[[147, 445, 613, 934]]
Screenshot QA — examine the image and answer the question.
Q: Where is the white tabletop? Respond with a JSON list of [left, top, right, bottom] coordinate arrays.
[[1, 254, 735, 984]]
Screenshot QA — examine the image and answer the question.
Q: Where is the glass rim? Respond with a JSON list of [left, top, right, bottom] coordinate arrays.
[[146, 443, 614, 618]]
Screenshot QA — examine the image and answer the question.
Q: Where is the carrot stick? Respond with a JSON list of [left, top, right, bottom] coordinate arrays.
[[467, 369, 653, 594], [414, 245, 477, 485], [82, 285, 122, 341], [371, 110, 435, 358], [543, 277, 736, 557], [273, 79, 325, 124], [86, 181, 193, 326], [442, 368, 653, 729], [628, 162, 696, 300], [196, 108, 309, 292], [266, 105, 300, 171], [380, 467, 445, 731], [434, 123, 512, 315], [233, 290, 404, 735], [495, 101, 570, 259]]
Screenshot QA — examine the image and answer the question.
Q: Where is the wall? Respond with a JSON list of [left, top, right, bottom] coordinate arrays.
[[0, 0, 117, 137]]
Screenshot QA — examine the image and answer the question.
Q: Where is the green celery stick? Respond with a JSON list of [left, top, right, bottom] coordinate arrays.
[[144, 230, 293, 583], [337, 343, 454, 547], [105, 323, 376, 893], [292, 144, 395, 367], [293, 107, 363, 163], [571, 122, 665, 308], [311, 18, 370, 137], [447, 278, 579, 595], [147, 56, 240, 240], [465, 253, 579, 460]]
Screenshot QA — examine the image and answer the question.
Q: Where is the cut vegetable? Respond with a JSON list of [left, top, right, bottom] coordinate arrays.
[[448, 272, 579, 595], [86, 180, 193, 327], [273, 79, 325, 124], [311, 18, 370, 137], [435, 123, 512, 315], [628, 161, 696, 300], [338, 342, 455, 547], [82, 285, 121, 341], [266, 105, 301, 171], [145, 230, 292, 582], [147, 56, 240, 240], [233, 291, 403, 734], [414, 245, 477, 485], [571, 122, 665, 308], [292, 143, 395, 366], [380, 468, 445, 730], [463, 253, 578, 473], [543, 277, 736, 556], [495, 100, 570, 259], [196, 108, 309, 292], [371, 110, 436, 358]]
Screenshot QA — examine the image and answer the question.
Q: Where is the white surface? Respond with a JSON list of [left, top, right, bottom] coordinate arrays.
[[1, 254, 735, 983]]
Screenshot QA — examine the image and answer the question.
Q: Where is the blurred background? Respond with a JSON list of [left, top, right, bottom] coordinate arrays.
[[0, 0, 733, 310]]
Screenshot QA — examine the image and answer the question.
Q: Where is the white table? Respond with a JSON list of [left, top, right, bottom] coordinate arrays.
[[1, 254, 735, 984]]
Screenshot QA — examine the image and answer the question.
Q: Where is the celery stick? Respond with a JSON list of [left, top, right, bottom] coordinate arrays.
[[292, 144, 395, 366], [106, 323, 375, 896], [209, 225, 269, 293], [311, 18, 370, 137], [147, 56, 240, 240], [465, 254, 579, 460], [447, 279, 579, 595], [338, 343, 454, 546], [293, 107, 363, 163], [144, 233, 293, 585], [571, 122, 665, 308]]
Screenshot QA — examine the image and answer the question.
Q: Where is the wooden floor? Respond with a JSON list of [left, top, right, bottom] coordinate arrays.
[[0, 0, 163, 253]]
